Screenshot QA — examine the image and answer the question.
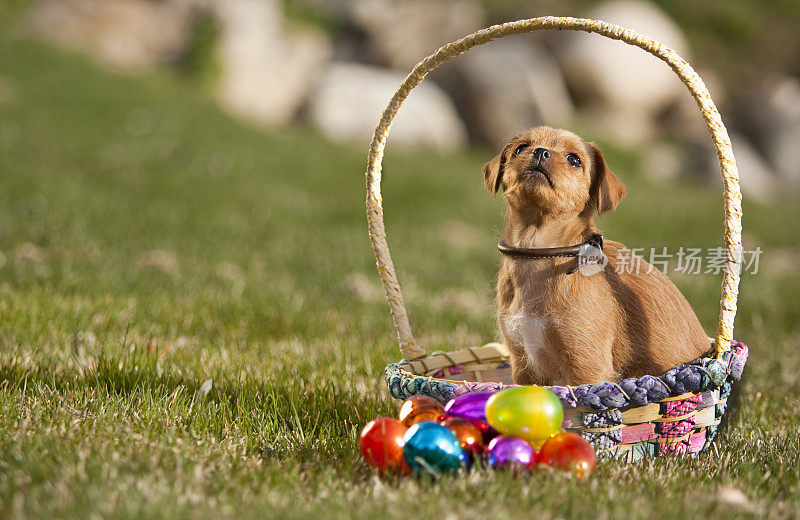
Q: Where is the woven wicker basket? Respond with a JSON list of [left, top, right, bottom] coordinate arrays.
[[365, 17, 748, 462]]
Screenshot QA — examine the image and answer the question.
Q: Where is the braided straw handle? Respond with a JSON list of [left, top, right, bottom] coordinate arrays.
[[366, 17, 742, 361]]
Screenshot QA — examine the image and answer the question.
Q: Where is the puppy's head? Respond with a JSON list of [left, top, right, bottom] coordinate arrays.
[[483, 126, 626, 217]]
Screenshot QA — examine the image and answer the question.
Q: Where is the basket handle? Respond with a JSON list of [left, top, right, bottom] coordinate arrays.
[[366, 16, 742, 361]]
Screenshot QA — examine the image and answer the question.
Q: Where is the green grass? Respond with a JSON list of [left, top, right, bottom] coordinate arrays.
[[1, 28, 800, 520]]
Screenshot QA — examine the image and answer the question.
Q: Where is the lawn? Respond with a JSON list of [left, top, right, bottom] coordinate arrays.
[[1, 25, 799, 520]]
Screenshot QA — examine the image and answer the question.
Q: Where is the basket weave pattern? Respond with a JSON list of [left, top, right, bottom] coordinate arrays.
[[385, 341, 747, 461], [365, 17, 747, 461]]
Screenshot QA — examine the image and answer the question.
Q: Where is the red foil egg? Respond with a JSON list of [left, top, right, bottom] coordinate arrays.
[[473, 419, 500, 443], [440, 417, 485, 455], [360, 417, 410, 473], [398, 395, 445, 427], [539, 432, 597, 477]]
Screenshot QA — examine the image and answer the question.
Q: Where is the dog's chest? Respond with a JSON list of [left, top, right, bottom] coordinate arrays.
[[501, 313, 548, 363]]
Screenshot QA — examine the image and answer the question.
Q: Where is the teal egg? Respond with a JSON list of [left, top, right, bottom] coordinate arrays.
[[402, 421, 468, 475]]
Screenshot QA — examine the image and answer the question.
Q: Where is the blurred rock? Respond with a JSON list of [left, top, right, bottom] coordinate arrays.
[[730, 133, 778, 204], [350, 0, 484, 69], [670, 69, 726, 182], [451, 39, 574, 145], [28, 0, 197, 70], [663, 68, 727, 143], [214, 0, 332, 127], [291, 0, 354, 16], [557, 0, 689, 145], [582, 105, 658, 146], [683, 138, 719, 182], [307, 62, 467, 149], [740, 77, 800, 190]]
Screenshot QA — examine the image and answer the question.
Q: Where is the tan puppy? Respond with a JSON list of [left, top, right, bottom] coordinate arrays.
[[484, 126, 710, 386]]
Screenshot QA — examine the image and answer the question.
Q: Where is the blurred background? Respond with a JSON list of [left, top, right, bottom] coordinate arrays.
[[1, 3, 800, 516], [2, 0, 800, 355], [5, 0, 800, 201]]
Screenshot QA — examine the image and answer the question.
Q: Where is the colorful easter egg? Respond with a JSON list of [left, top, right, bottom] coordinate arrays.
[[359, 417, 409, 473], [485, 386, 563, 446], [402, 421, 468, 475], [398, 395, 445, 427], [444, 391, 495, 423], [540, 432, 597, 476], [444, 391, 498, 441], [440, 416, 485, 456], [486, 436, 536, 469]]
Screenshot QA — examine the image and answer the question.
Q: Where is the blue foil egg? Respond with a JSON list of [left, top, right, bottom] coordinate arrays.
[[402, 421, 468, 475]]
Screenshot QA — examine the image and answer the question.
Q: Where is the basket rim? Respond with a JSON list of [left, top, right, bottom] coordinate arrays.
[[365, 16, 743, 363], [385, 340, 749, 411]]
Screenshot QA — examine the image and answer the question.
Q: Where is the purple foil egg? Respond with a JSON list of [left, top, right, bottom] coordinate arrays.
[[444, 391, 499, 442], [486, 436, 535, 469], [444, 391, 496, 423]]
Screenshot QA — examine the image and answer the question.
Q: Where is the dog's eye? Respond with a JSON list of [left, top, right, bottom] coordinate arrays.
[[567, 153, 582, 168], [514, 143, 530, 156]]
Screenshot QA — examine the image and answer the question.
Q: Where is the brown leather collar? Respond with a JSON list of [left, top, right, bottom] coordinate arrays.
[[497, 234, 604, 273]]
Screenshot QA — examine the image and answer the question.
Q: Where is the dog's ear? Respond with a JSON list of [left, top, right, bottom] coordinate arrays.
[[588, 143, 626, 214], [482, 143, 511, 197]]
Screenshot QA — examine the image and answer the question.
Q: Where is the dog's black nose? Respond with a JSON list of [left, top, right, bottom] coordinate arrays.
[[532, 148, 550, 161]]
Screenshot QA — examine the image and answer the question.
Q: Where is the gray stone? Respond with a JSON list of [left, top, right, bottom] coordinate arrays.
[[28, 0, 197, 71], [557, 0, 689, 145], [213, 0, 332, 127], [580, 105, 658, 147], [688, 132, 781, 203], [452, 39, 574, 145], [663, 68, 727, 143], [730, 133, 778, 204], [349, 0, 485, 69], [307, 62, 467, 150], [756, 77, 800, 189]]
